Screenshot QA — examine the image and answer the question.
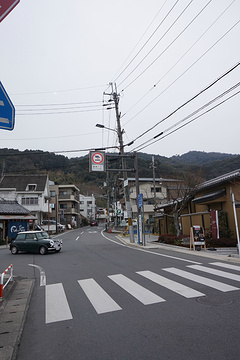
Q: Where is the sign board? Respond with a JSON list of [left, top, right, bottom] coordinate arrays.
[[138, 193, 143, 208], [0, 0, 20, 23], [190, 226, 206, 251], [8, 220, 27, 239], [0, 82, 15, 130], [124, 179, 128, 188], [89, 151, 105, 172], [117, 209, 121, 214]]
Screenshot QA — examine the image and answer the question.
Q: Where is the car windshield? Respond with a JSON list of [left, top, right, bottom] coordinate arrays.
[[35, 232, 50, 240]]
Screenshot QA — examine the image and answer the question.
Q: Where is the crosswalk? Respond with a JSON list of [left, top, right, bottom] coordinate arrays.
[[45, 262, 240, 324]]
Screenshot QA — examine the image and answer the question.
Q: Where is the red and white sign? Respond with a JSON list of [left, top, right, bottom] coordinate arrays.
[[0, 0, 20, 23], [91, 152, 104, 165], [89, 151, 105, 172]]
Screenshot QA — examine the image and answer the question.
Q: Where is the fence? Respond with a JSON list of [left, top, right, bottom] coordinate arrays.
[[0, 264, 13, 300]]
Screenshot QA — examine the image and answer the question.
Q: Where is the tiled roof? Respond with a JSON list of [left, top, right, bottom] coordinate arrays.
[[198, 169, 240, 190], [0, 199, 30, 214], [0, 174, 48, 192]]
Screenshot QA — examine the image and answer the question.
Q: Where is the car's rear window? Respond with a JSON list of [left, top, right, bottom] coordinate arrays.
[[15, 233, 26, 240]]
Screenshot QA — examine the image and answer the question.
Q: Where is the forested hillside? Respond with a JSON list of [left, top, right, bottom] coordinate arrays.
[[0, 148, 239, 194]]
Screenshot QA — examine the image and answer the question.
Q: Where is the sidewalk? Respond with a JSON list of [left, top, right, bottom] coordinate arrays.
[[112, 232, 240, 263], [0, 277, 34, 360]]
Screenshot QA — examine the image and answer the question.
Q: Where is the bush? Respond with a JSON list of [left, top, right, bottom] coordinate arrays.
[[158, 234, 237, 247], [157, 234, 187, 245], [206, 238, 237, 247]]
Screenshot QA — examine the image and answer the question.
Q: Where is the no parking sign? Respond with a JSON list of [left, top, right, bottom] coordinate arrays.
[[89, 151, 106, 172]]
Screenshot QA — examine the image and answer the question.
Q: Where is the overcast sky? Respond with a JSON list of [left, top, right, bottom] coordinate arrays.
[[0, 0, 239, 159]]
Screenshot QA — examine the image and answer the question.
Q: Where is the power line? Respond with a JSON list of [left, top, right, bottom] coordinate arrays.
[[122, 0, 236, 122], [129, 61, 240, 144], [10, 84, 107, 96], [132, 86, 240, 152]]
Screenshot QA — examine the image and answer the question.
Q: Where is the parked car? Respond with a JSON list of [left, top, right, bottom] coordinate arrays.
[[90, 220, 98, 226], [9, 231, 62, 255], [41, 220, 65, 232]]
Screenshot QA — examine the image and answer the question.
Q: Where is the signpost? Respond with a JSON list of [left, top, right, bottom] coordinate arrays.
[[89, 151, 105, 172], [0, 82, 15, 131], [0, 0, 20, 23]]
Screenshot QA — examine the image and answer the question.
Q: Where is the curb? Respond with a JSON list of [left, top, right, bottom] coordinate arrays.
[[0, 278, 35, 360]]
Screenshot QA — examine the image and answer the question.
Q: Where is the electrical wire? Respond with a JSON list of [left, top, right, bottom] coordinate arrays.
[[131, 84, 240, 152], [129, 61, 240, 144], [122, 0, 236, 122]]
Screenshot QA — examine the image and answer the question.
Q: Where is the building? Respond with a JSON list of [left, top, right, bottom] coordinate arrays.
[[155, 169, 240, 240], [0, 174, 49, 224], [49, 184, 80, 228], [79, 194, 96, 222], [0, 199, 36, 242], [118, 177, 182, 224]]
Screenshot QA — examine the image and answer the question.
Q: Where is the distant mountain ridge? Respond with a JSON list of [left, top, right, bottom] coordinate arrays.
[[0, 149, 239, 191]]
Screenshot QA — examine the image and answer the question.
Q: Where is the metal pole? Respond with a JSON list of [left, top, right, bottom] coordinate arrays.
[[231, 188, 240, 256]]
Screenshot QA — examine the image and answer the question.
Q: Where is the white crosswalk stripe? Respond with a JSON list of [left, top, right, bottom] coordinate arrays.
[[45, 283, 73, 324], [44, 263, 240, 323], [78, 278, 122, 314], [210, 262, 240, 272], [108, 274, 165, 305], [163, 267, 239, 292], [137, 270, 205, 298], [187, 265, 240, 282]]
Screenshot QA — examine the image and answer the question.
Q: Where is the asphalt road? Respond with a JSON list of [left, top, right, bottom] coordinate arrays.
[[1, 226, 240, 360]]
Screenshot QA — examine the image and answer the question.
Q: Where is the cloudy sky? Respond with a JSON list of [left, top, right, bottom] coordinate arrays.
[[0, 0, 239, 159]]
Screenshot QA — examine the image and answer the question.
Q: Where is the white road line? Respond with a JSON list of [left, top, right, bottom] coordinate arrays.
[[187, 265, 240, 282], [45, 283, 73, 323], [137, 270, 205, 298], [101, 230, 201, 264], [78, 278, 122, 314], [163, 267, 239, 292], [210, 262, 240, 272], [76, 236, 79, 241], [28, 264, 46, 286], [108, 274, 165, 305]]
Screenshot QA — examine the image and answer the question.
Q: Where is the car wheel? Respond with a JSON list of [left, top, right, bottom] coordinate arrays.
[[39, 246, 47, 255], [11, 246, 18, 255]]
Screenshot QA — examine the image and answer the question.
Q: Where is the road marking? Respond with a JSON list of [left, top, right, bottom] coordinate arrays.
[[210, 262, 240, 272], [28, 264, 46, 286], [101, 230, 201, 264], [137, 270, 205, 298], [187, 265, 240, 282], [76, 236, 79, 241], [108, 274, 165, 305], [45, 283, 73, 323], [78, 278, 122, 314], [163, 267, 239, 292]]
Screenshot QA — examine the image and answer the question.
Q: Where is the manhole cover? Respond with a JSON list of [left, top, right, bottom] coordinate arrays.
[[197, 295, 233, 306]]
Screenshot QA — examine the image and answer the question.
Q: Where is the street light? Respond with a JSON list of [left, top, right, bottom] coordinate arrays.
[[95, 124, 118, 133]]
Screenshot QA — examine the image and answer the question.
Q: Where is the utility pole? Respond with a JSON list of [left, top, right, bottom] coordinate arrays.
[[109, 83, 135, 243]]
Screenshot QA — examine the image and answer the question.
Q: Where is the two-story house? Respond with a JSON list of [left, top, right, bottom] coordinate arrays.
[[0, 174, 49, 224]]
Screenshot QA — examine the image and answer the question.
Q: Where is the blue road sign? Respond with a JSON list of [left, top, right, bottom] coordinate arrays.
[[138, 193, 143, 208], [0, 82, 15, 131]]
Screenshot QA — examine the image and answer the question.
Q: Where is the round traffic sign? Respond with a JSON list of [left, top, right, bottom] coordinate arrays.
[[91, 152, 104, 165]]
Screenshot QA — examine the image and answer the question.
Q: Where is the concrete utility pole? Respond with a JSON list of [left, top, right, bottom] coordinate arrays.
[[110, 83, 135, 243]]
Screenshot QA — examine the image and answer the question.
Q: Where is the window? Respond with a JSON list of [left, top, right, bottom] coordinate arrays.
[[50, 191, 56, 197], [59, 191, 67, 196], [87, 201, 92, 205], [26, 184, 37, 191], [151, 187, 161, 193], [60, 204, 67, 209], [22, 197, 38, 205]]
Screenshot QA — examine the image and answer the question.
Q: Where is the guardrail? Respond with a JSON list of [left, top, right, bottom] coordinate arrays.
[[0, 264, 13, 300]]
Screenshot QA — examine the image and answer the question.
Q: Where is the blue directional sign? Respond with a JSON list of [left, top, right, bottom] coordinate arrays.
[[0, 82, 15, 131], [138, 193, 143, 208]]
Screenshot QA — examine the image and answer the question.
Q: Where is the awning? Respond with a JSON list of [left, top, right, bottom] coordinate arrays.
[[0, 215, 37, 220], [192, 189, 226, 204]]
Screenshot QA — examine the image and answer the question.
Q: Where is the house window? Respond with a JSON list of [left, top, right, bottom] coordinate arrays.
[[87, 201, 92, 205], [27, 184, 37, 191], [60, 204, 67, 209], [50, 191, 56, 197], [151, 187, 161, 193], [22, 197, 38, 205], [59, 191, 67, 196]]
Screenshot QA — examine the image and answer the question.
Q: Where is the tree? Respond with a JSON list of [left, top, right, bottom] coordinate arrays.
[[167, 171, 205, 236]]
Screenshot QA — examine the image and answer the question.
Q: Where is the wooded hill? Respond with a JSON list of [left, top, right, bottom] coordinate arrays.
[[0, 148, 239, 196]]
